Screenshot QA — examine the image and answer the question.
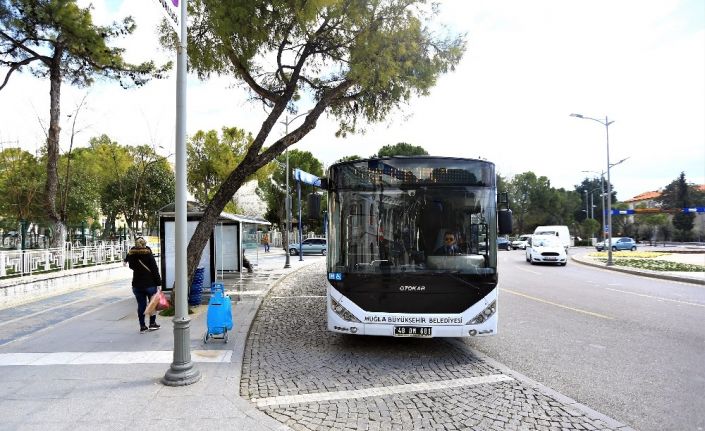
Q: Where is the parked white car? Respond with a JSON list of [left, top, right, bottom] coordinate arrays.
[[511, 234, 532, 250], [525, 235, 567, 266]]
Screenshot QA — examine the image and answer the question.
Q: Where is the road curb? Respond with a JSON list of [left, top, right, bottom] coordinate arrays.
[[570, 254, 705, 286], [448, 339, 637, 431]]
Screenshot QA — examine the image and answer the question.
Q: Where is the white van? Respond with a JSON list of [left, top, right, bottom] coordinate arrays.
[[533, 225, 570, 251]]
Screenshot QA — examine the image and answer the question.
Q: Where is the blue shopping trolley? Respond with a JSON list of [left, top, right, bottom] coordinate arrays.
[[203, 282, 233, 343]]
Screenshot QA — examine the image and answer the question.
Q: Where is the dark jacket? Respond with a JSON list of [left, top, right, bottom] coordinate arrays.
[[125, 246, 161, 288], [434, 244, 461, 256]]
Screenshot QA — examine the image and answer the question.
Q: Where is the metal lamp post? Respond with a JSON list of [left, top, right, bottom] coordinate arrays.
[[279, 112, 310, 269], [582, 156, 630, 245], [284, 147, 291, 268], [163, 0, 200, 387], [580, 170, 608, 242], [581, 170, 607, 242], [571, 113, 615, 265]]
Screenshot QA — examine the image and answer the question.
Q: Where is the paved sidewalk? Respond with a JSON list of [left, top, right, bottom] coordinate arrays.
[[0, 247, 311, 431]]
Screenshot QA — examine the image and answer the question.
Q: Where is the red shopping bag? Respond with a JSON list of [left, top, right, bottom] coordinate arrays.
[[156, 290, 170, 311]]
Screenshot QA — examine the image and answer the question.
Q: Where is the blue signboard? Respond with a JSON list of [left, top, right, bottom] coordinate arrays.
[[294, 168, 322, 187]]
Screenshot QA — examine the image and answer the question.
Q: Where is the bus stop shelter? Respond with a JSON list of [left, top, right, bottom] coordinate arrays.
[[159, 202, 271, 291]]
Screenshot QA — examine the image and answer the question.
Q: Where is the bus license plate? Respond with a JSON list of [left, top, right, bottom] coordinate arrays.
[[394, 326, 432, 338]]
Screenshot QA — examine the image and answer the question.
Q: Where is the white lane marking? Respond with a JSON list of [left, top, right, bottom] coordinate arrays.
[[502, 288, 614, 320], [0, 288, 127, 329], [517, 267, 541, 275], [0, 296, 131, 348], [251, 374, 513, 408], [605, 288, 705, 308], [0, 350, 232, 366], [269, 295, 326, 299]]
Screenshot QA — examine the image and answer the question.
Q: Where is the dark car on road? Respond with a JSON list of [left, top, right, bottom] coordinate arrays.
[[497, 237, 512, 251]]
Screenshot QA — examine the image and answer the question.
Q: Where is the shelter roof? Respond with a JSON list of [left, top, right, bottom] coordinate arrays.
[[159, 202, 270, 226]]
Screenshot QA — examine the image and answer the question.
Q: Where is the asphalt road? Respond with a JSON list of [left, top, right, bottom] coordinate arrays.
[[465, 249, 705, 431]]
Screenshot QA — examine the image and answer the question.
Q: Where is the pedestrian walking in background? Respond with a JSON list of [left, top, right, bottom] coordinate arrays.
[[262, 232, 270, 252], [124, 237, 162, 333]]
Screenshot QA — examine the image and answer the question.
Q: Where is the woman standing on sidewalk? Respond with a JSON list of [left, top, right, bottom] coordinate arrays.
[[124, 237, 162, 333]]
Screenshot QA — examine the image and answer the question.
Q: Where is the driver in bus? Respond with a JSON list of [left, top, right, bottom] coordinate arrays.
[[434, 231, 461, 256]]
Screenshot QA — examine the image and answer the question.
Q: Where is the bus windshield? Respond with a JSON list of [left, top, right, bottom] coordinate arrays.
[[328, 158, 498, 276]]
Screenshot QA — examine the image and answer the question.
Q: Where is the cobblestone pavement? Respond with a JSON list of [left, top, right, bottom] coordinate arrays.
[[241, 261, 627, 431]]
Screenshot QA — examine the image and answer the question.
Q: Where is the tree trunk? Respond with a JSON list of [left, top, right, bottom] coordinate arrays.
[[46, 52, 64, 249], [52, 221, 67, 251], [187, 167, 250, 284]]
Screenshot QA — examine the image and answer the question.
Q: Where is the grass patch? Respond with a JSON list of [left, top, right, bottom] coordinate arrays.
[[593, 258, 704, 272]]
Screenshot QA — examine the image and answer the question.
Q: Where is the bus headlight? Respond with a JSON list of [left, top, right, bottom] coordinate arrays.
[[467, 300, 496, 325], [330, 297, 361, 323]]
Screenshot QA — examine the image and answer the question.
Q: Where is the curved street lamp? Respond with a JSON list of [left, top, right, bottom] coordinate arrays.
[[571, 113, 616, 265]]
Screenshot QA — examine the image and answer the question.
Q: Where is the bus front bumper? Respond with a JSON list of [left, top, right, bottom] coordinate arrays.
[[327, 310, 497, 338]]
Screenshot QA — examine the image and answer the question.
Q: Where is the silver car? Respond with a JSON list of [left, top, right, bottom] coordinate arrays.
[[595, 237, 637, 252], [289, 238, 327, 255], [511, 234, 532, 250]]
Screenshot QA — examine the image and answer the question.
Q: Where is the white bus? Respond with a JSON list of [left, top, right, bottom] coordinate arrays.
[[325, 156, 512, 338]]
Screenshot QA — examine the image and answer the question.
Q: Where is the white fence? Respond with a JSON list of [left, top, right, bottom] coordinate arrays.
[[1, 231, 323, 280], [0, 241, 128, 280]]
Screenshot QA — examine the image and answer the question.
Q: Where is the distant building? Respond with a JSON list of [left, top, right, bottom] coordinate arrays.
[[623, 190, 662, 209], [623, 185, 705, 240]]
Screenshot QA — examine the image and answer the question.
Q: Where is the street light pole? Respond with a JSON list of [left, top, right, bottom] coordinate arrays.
[[581, 170, 606, 243], [163, 0, 200, 386], [279, 112, 310, 269], [283, 117, 291, 269], [604, 116, 614, 265], [590, 193, 594, 219], [600, 177, 606, 241], [571, 113, 615, 265]]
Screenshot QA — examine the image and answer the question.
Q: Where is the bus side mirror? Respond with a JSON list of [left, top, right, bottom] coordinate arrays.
[[498, 209, 512, 235]]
